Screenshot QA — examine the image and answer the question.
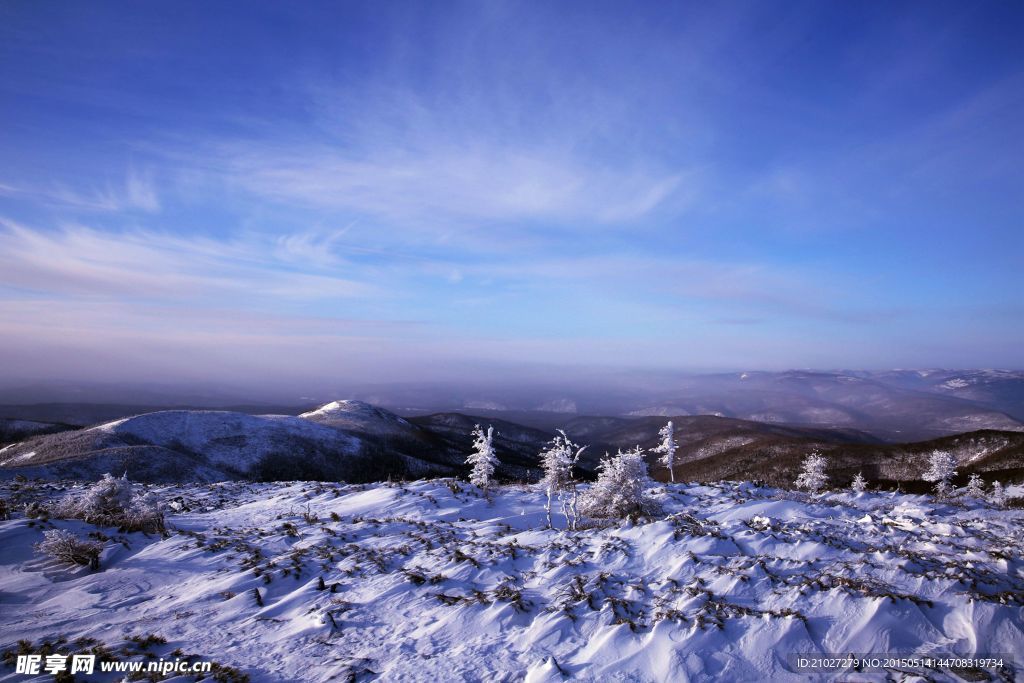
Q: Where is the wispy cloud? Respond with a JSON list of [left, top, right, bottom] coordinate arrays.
[[0, 219, 374, 303], [158, 56, 700, 237], [0, 167, 160, 213], [220, 140, 689, 229]]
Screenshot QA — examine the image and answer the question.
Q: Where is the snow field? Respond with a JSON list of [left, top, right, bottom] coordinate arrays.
[[0, 479, 1022, 682]]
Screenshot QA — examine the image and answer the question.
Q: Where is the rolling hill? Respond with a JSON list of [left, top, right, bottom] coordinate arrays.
[[671, 428, 1024, 491], [0, 402, 554, 483], [2, 400, 1023, 491], [0, 410, 367, 482]]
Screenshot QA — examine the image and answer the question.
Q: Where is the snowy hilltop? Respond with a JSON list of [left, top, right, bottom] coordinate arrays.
[[1, 478, 1021, 682], [0, 403, 553, 483]]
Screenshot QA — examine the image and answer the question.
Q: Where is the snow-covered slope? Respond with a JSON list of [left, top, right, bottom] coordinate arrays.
[[300, 400, 416, 435], [1, 479, 1020, 682], [0, 410, 365, 482], [92, 410, 362, 472], [0, 402, 547, 483]]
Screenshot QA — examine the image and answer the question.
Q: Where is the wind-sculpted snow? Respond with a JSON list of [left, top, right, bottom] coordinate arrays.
[[1, 480, 1022, 682]]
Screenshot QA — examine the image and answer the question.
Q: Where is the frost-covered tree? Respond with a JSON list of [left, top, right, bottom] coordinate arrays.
[[539, 430, 587, 529], [579, 446, 660, 520], [794, 452, 829, 493], [652, 421, 678, 482], [467, 424, 499, 490], [922, 450, 958, 499], [988, 480, 1006, 507], [851, 472, 867, 493], [964, 473, 985, 499]]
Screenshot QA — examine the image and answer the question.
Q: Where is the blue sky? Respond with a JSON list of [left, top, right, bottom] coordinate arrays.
[[1, 1, 1021, 389]]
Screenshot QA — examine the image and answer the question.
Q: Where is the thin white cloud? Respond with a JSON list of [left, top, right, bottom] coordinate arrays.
[[220, 141, 688, 229], [0, 167, 160, 213], [0, 219, 374, 303], [122, 166, 161, 212], [148, 69, 699, 235]]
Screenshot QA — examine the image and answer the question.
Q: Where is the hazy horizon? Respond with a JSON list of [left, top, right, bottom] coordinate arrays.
[[2, 367, 1022, 414], [2, 1, 1022, 389]]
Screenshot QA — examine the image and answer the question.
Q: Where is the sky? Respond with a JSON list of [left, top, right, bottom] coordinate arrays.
[[0, 1, 1022, 395]]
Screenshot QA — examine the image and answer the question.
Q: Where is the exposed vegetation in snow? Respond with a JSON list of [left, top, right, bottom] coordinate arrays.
[[1, 477, 1022, 682], [51, 473, 165, 533]]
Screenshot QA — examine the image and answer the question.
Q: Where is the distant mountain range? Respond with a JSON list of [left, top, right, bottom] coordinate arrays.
[[3, 369, 1023, 441], [608, 369, 1024, 441], [2, 397, 1023, 489], [395, 369, 1024, 441]]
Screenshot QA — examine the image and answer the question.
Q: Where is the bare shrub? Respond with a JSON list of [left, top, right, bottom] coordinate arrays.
[[35, 529, 102, 570], [53, 473, 165, 533]]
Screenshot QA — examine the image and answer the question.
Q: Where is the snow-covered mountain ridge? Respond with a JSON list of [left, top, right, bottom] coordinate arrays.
[[0, 401, 558, 483], [4, 401, 1024, 487], [0, 408, 369, 482]]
